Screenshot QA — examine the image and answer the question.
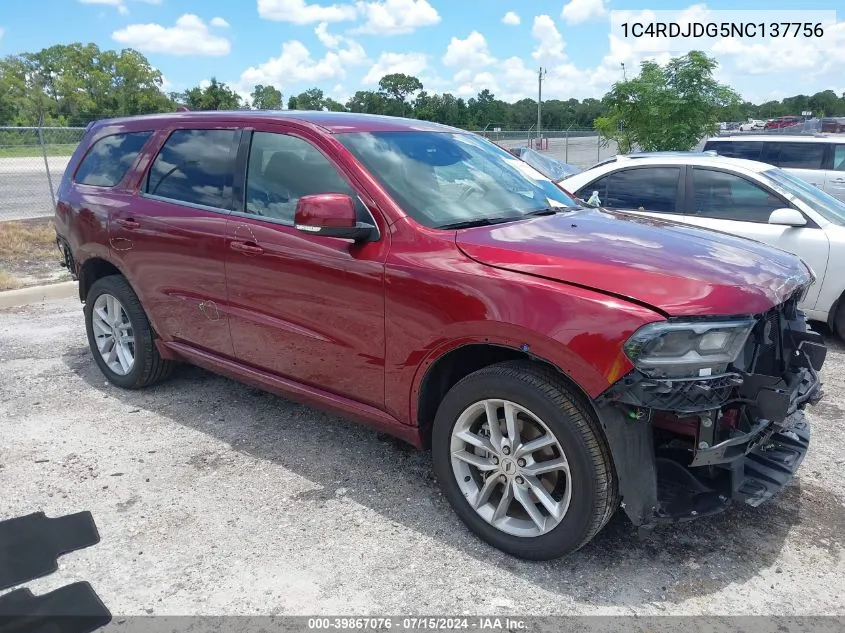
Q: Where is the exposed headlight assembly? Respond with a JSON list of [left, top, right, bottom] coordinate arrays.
[[624, 319, 756, 375]]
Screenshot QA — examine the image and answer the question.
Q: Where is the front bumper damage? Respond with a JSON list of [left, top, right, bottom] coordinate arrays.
[[594, 296, 826, 528]]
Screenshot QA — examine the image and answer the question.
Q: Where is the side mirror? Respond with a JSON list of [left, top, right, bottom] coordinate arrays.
[[294, 193, 376, 241], [768, 208, 807, 227]]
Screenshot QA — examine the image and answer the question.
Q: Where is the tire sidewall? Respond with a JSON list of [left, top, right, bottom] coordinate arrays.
[[432, 370, 603, 559], [84, 276, 150, 389]]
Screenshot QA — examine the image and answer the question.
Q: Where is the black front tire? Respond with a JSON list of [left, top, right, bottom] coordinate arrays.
[[84, 275, 172, 389], [432, 361, 619, 560]]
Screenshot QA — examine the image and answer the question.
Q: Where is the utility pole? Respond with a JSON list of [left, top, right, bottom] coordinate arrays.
[[537, 67, 547, 144]]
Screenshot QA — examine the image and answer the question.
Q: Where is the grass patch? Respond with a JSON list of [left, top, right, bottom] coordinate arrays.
[[0, 218, 66, 291], [0, 144, 77, 158]]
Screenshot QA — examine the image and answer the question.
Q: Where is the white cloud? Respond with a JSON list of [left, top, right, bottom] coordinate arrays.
[[210, 17, 230, 28], [532, 15, 566, 62], [0, 27, 4, 41], [501, 11, 520, 26], [257, 0, 357, 25], [362, 52, 428, 84], [240, 34, 368, 90], [442, 31, 495, 68], [353, 0, 440, 36], [561, 0, 608, 25], [112, 14, 231, 56]]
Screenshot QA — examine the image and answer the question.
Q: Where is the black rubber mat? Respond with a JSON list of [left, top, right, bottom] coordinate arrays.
[[0, 511, 100, 590], [0, 581, 111, 633]]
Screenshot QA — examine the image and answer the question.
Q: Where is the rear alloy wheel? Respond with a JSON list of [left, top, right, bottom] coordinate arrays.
[[432, 361, 618, 560], [85, 275, 173, 389], [835, 300, 845, 341]]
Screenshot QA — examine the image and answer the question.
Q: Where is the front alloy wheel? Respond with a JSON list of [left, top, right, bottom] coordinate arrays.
[[432, 361, 618, 560], [450, 399, 572, 537]]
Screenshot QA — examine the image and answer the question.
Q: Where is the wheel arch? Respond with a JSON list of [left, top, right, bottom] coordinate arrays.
[[414, 341, 601, 450], [78, 256, 124, 303]]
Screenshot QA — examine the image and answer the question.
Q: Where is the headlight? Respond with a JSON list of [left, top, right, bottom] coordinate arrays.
[[624, 319, 756, 375]]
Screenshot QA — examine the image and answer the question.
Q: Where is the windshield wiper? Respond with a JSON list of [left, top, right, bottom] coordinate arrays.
[[436, 216, 522, 230]]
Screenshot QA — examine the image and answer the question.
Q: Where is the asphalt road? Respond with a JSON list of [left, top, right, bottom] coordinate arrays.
[[0, 156, 70, 221], [1, 296, 843, 616]]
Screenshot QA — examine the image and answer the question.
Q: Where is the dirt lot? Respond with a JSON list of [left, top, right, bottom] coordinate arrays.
[[0, 218, 69, 290], [1, 296, 843, 616]]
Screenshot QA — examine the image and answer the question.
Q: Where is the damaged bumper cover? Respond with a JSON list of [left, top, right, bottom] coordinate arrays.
[[594, 300, 826, 528]]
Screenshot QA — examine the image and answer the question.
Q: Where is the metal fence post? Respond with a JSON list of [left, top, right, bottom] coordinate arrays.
[[564, 130, 569, 163], [596, 134, 600, 163], [37, 118, 56, 210]]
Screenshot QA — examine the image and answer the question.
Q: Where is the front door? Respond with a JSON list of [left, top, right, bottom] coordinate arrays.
[[224, 127, 388, 407], [111, 126, 240, 357]]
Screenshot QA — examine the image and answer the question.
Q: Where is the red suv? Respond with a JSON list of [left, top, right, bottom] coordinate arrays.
[[55, 111, 826, 559]]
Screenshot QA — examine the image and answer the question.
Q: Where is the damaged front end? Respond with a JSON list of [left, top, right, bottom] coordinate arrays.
[[595, 290, 826, 529]]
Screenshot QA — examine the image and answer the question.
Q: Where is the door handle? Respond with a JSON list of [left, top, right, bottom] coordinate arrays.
[[117, 218, 140, 230], [832, 178, 845, 183], [230, 240, 264, 255]]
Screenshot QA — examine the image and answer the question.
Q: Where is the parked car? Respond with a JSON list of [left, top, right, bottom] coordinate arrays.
[[764, 116, 803, 130], [739, 120, 765, 131], [55, 112, 826, 560], [702, 135, 845, 201], [821, 117, 845, 133], [506, 146, 582, 181], [562, 153, 845, 337]]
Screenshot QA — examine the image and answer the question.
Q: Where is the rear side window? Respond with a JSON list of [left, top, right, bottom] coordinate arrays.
[[604, 167, 681, 212], [703, 141, 762, 161], [145, 129, 237, 209], [833, 145, 845, 171], [765, 142, 825, 169], [75, 132, 152, 187]]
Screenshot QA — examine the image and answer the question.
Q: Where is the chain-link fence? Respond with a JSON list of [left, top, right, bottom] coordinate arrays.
[[0, 127, 86, 222], [477, 129, 620, 167]]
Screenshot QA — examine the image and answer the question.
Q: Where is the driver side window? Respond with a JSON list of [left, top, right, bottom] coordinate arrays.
[[245, 132, 354, 224]]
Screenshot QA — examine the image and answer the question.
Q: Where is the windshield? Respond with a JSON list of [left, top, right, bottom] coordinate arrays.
[[763, 168, 845, 225], [337, 131, 580, 228]]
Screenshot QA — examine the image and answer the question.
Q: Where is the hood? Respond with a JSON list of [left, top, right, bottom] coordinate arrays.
[[456, 208, 813, 317]]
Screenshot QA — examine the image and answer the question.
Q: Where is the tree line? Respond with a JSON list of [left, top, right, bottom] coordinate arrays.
[[2, 42, 844, 132]]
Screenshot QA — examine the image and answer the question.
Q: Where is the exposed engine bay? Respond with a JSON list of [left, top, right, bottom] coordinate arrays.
[[596, 291, 826, 527]]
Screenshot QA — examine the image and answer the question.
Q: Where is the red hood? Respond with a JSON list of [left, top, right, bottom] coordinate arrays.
[[456, 208, 813, 317]]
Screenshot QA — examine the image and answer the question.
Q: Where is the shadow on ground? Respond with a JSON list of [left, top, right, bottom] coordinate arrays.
[[61, 333, 845, 608]]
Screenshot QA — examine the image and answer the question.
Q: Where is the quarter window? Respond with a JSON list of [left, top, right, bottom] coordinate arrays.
[[833, 145, 845, 171], [244, 132, 353, 224], [145, 129, 237, 209], [75, 132, 152, 187], [691, 168, 784, 222], [604, 167, 681, 213]]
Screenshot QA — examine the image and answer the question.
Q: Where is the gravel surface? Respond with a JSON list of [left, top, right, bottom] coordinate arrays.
[[1, 297, 843, 616]]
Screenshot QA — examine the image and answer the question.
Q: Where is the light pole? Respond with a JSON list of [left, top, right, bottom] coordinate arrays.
[[537, 67, 547, 146], [621, 62, 627, 81]]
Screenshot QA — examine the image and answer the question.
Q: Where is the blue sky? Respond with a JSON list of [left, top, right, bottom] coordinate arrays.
[[0, 0, 842, 106]]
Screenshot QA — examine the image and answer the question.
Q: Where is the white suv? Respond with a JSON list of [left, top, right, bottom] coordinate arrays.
[[702, 135, 845, 202], [562, 153, 845, 336]]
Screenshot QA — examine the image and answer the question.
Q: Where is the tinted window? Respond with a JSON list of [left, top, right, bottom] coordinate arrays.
[[245, 132, 353, 224], [691, 168, 784, 222], [833, 145, 845, 171], [768, 142, 825, 169], [704, 141, 762, 161], [146, 129, 237, 209], [75, 132, 152, 187], [604, 167, 680, 212], [576, 175, 609, 202]]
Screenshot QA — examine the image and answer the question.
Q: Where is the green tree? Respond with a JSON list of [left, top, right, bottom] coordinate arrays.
[[294, 88, 325, 111], [185, 78, 241, 110], [287, 95, 298, 110], [346, 90, 388, 114], [595, 51, 740, 153], [378, 73, 422, 117], [322, 97, 346, 112], [251, 84, 283, 110]]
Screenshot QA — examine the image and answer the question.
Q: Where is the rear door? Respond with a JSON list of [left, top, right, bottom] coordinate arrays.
[[823, 143, 845, 202], [111, 125, 240, 357], [762, 141, 827, 189], [573, 165, 687, 222], [677, 166, 829, 309]]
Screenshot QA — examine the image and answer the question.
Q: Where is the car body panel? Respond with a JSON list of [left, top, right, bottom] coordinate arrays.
[[453, 208, 812, 317]]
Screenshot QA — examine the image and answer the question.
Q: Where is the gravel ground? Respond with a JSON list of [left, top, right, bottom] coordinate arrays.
[[1, 296, 843, 617]]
